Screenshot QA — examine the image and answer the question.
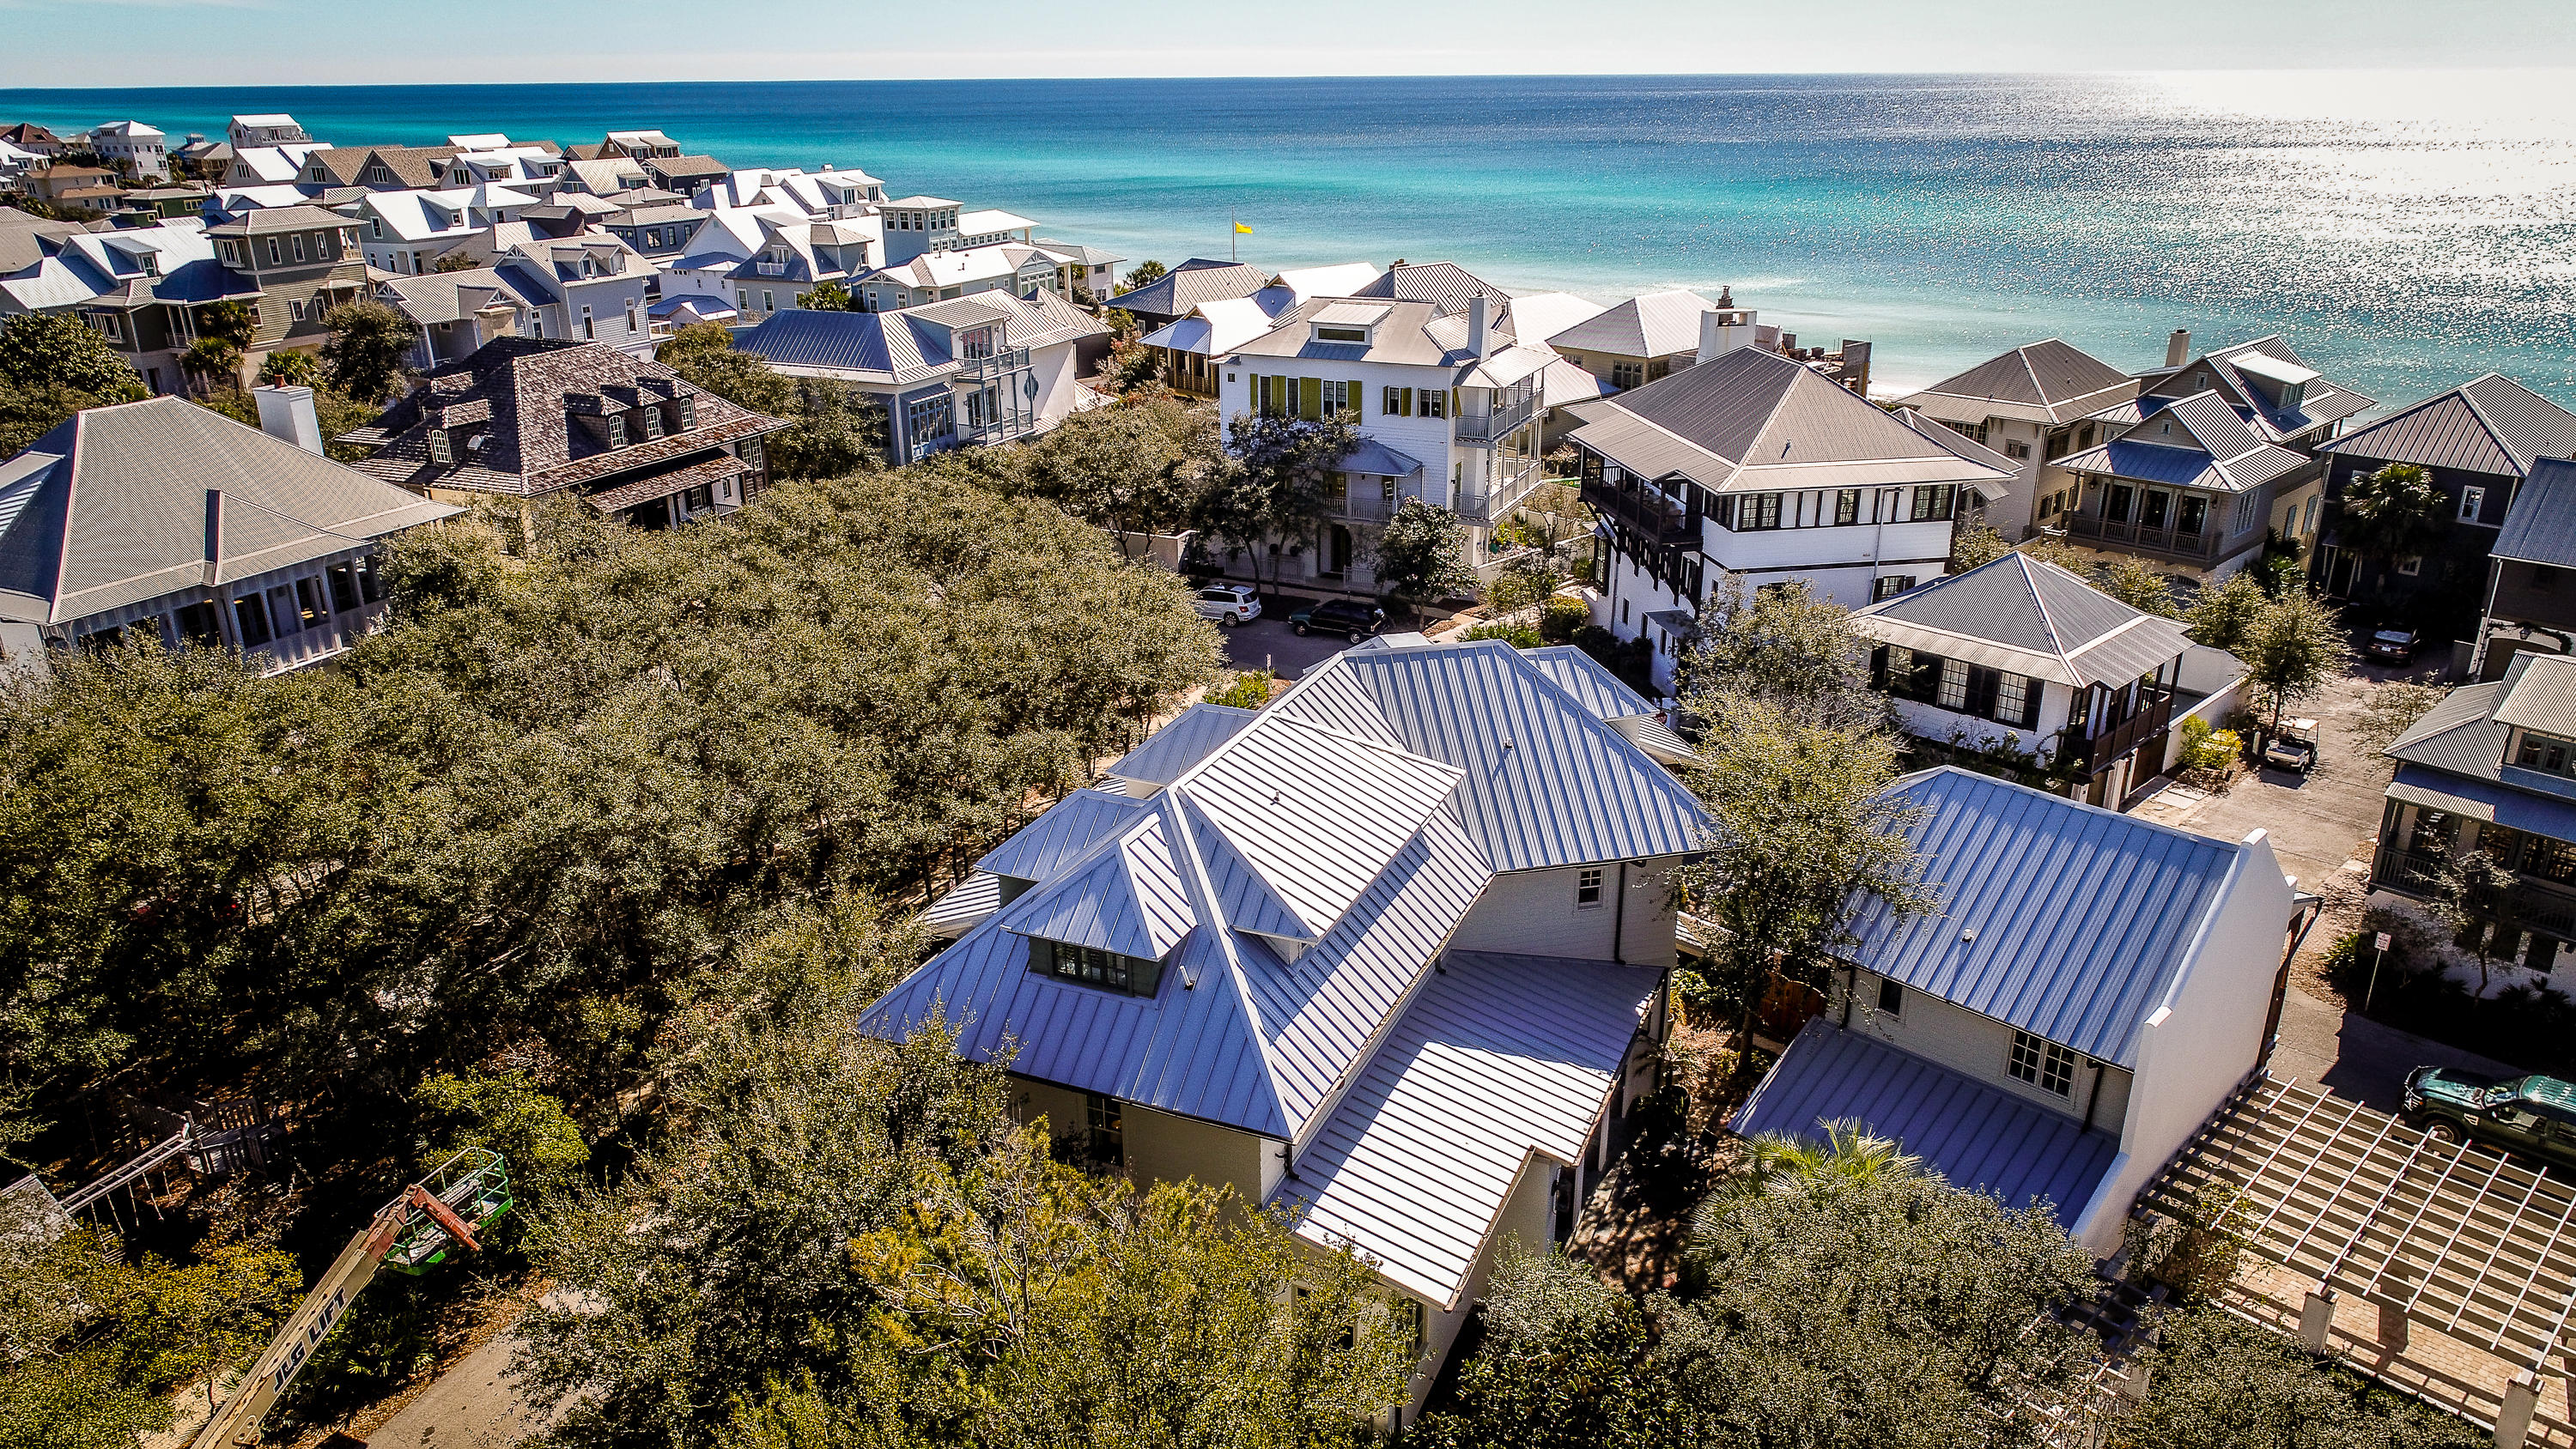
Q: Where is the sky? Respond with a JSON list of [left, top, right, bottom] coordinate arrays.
[[1, 0, 2573, 88]]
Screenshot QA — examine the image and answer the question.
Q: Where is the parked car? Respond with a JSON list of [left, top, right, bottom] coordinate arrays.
[[1289, 598, 1387, 641], [1192, 584, 1261, 628], [2368, 627, 2421, 662], [2403, 1067, 2576, 1167], [2262, 718, 2318, 773]]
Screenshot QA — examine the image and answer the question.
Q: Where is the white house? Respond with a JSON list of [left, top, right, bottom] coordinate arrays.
[[854, 242, 1058, 314], [1218, 292, 1556, 589], [738, 290, 1112, 464], [657, 206, 783, 307], [227, 114, 312, 151], [1895, 339, 2141, 542], [493, 236, 659, 357], [1568, 329, 2016, 692], [226, 144, 326, 188], [0, 392, 459, 674], [1848, 552, 2202, 809], [869, 635, 1711, 1428], [1735, 766, 2298, 1256], [350, 186, 540, 274], [1138, 262, 1383, 396], [725, 215, 885, 321], [373, 267, 541, 368], [84, 121, 167, 179]]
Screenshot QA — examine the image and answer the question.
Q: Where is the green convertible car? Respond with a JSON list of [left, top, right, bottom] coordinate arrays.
[[2402, 1067, 2576, 1167]]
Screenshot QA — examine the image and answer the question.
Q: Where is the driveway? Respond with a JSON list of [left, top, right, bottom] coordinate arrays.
[[1214, 589, 1456, 680], [2268, 985, 2524, 1115]]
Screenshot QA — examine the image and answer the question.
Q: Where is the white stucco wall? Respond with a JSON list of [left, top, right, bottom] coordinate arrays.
[[2071, 831, 2293, 1255], [1121, 1101, 1278, 1204], [1844, 967, 2133, 1131], [1884, 679, 2077, 760]]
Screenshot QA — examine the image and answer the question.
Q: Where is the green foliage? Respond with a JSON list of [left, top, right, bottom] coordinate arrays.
[[2178, 716, 2240, 772], [1412, 1246, 1679, 1449], [1683, 576, 1884, 730], [2095, 555, 2181, 617], [2185, 570, 2270, 653], [191, 385, 381, 464], [1119, 259, 1167, 294], [2338, 462, 2451, 567], [770, 377, 889, 481], [256, 349, 320, 388], [319, 299, 422, 403], [2238, 587, 2357, 732], [433, 252, 483, 273], [2123, 1186, 2251, 1307], [796, 279, 856, 311], [664, 326, 795, 415], [0, 312, 149, 398], [1950, 521, 2013, 570], [1482, 549, 1561, 621], [2117, 1308, 2485, 1449], [1207, 413, 1353, 590], [1668, 688, 1935, 1062], [2350, 680, 2448, 758], [1540, 596, 1589, 644], [194, 300, 258, 350], [1101, 334, 1164, 395], [1020, 394, 1224, 541], [1206, 670, 1275, 710], [1372, 498, 1475, 609], [180, 337, 243, 393], [1460, 621, 1541, 648], [414, 1069, 588, 1187]]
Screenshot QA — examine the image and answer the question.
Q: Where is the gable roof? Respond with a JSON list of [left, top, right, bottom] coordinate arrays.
[[2053, 390, 2313, 494], [1108, 258, 1268, 319], [1850, 553, 2196, 688], [2142, 335, 2373, 444], [1346, 260, 1509, 316], [2320, 373, 2576, 479], [1568, 345, 2014, 494], [866, 641, 1710, 1143], [1105, 702, 1260, 788], [2496, 458, 2576, 569], [738, 290, 1107, 386], [1849, 767, 2253, 1068], [1904, 339, 2136, 425], [1544, 289, 1713, 360], [0, 397, 459, 627]]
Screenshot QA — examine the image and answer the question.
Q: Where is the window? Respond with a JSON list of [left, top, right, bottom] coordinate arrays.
[[1733, 493, 1783, 531], [2105, 484, 2133, 523], [1612, 361, 1643, 390], [1936, 658, 1969, 710], [1419, 388, 1446, 419], [604, 413, 627, 447], [2077, 422, 2095, 450], [1577, 867, 1604, 908], [1321, 379, 1359, 419], [1876, 978, 1904, 1016], [1835, 488, 1861, 526], [739, 437, 764, 472], [2008, 1030, 2077, 1096], [2232, 492, 2259, 535], [626, 305, 639, 335], [1872, 574, 1914, 602], [370, 217, 384, 239], [2397, 555, 2422, 577], [264, 236, 281, 266], [2517, 733, 2576, 776], [1382, 384, 1412, 416], [1909, 485, 1955, 522], [1037, 939, 1163, 997], [581, 305, 595, 340], [2141, 490, 2172, 530], [289, 300, 307, 323], [1995, 671, 2028, 725], [290, 233, 305, 263], [1084, 1092, 1124, 1167], [2177, 494, 2208, 537], [2462, 486, 2487, 523], [1316, 325, 1367, 343], [428, 427, 453, 464], [682, 484, 714, 513]]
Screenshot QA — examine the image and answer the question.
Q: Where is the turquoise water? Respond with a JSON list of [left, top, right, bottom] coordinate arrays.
[[6, 74, 2573, 406]]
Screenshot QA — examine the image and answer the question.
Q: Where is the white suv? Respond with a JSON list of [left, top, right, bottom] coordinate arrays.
[[1192, 583, 1261, 627]]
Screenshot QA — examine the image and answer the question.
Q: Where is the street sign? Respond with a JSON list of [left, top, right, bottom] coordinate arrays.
[[2375, 932, 2393, 951]]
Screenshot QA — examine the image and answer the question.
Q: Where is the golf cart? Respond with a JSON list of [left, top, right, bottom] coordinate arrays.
[[2263, 718, 2319, 773]]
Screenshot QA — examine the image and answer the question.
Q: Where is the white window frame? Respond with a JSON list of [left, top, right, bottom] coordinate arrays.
[[2397, 555, 2423, 577], [1936, 658, 1969, 709], [1576, 867, 1605, 909], [2461, 485, 2486, 523]]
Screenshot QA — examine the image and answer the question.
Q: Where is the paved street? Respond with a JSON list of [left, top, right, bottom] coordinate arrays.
[[2267, 984, 2524, 1115]]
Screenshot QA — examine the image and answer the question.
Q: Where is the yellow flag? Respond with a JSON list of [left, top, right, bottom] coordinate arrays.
[[1235, 221, 1253, 234]]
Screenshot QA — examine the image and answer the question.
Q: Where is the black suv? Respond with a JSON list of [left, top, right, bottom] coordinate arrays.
[[1290, 599, 1387, 640]]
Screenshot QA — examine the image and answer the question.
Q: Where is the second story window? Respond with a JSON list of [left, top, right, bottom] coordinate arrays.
[[1835, 488, 1861, 526], [1035, 939, 1163, 997], [1911, 485, 1957, 522], [1576, 867, 1604, 908], [2517, 732, 2576, 777], [2462, 486, 2487, 523], [2008, 1030, 2076, 1096], [1612, 361, 1643, 389]]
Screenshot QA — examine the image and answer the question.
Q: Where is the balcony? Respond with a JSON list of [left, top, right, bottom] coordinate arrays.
[[959, 347, 1031, 382], [754, 261, 789, 276], [2373, 845, 2576, 939], [251, 597, 388, 676], [1454, 391, 1537, 446], [2064, 512, 2225, 565], [1582, 476, 1698, 547], [2060, 685, 2173, 774]]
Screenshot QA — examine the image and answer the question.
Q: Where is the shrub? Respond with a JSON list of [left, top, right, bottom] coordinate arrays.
[[1461, 621, 1540, 648], [1539, 596, 1589, 644], [1206, 670, 1274, 709], [2178, 716, 2240, 772]]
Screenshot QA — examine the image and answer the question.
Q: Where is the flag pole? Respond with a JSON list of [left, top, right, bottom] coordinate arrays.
[[1231, 207, 1237, 263]]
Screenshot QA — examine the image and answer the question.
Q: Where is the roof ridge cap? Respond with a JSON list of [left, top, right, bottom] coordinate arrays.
[[1164, 798, 1295, 1138], [2014, 553, 2077, 665], [2448, 378, 2527, 470]]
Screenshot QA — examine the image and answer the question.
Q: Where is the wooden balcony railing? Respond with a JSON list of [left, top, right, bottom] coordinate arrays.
[[1581, 476, 1697, 547], [2061, 686, 2173, 774]]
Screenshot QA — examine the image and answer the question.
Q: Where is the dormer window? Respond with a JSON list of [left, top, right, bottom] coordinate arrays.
[[1032, 939, 1163, 997], [2517, 731, 2576, 777], [1316, 326, 1367, 343], [605, 412, 627, 447], [676, 394, 697, 430], [428, 427, 453, 464], [641, 407, 665, 440]]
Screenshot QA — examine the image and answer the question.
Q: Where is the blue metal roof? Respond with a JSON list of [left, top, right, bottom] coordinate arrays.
[[1275, 640, 1709, 874], [1732, 1020, 2119, 1221], [1106, 702, 1258, 786], [737, 307, 948, 384], [1855, 768, 2247, 1069], [975, 787, 1148, 882], [1520, 645, 1655, 722], [2394, 762, 2576, 842]]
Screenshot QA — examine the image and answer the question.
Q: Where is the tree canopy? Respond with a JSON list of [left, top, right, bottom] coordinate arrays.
[[2338, 464, 2450, 567], [319, 299, 422, 403], [0, 312, 148, 456], [1370, 499, 1475, 612]]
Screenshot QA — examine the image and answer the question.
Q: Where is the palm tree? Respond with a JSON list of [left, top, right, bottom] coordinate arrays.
[[179, 338, 243, 397], [1707, 1119, 1922, 1204], [2337, 462, 2450, 584], [258, 350, 319, 388]]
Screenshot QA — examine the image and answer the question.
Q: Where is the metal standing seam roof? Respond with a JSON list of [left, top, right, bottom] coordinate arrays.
[[1346, 260, 1511, 317], [2494, 457, 2576, 567], [1850, 553, 2196, 689], [1544, 289, 1714, 359], [1731, 1020, 2120, 1221], [1106, 703, 1261, 787], [0, 398, 461, 626], [2144, 335, 2374, 443], [1271, 640, 1710, 874], [975, 786, 1151, 881], [2383, 659, 2576, 816], [1904, 339, 2138, 424], [1850, 767, 2248, 1069], [2493, 652, 2576, 735], [1518, 645, 1656, 722], [1108, 258, 1269, 319], [2324, 373, 2576, 479], [1273, 950, 1656, 1308]]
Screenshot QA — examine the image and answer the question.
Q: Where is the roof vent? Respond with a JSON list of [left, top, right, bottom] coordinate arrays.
[[1959, 926, 1978, 943]]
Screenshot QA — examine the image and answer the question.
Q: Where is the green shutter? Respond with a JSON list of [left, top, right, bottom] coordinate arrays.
[[1400, 386, 1414, 417], [1350, 379, 1364, 419], [1301, 377, 1322, 421]]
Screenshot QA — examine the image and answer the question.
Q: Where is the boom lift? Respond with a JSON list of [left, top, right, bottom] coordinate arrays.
[[191, 1148, 514, 1449]]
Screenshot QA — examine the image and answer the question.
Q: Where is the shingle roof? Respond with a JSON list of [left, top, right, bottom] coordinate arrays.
[[1906, 339, 2136, 425], [1848, 768, 2252, 1069], [2495, 458, 2576, 568], [1544, 289, 1713, 359], [1732, 1020, 2119, 1220], [0, 397, 460, 626], [1108, 258, 1268, 320], [344, 338, 787, 498], [1569, 346, 2014, 494], [1850, 553, 2194, 688], [1273, 950, 1655, 1307], [2321, 373, 2576, 479]]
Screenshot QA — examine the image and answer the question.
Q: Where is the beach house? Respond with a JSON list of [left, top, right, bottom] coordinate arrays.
[[1544, 289, 1718, 391], [203, 205, 372, 385], [2476, 458, 2576, 680], [1895, 340, 2141, 541], [869, 635, 1709, 1427]]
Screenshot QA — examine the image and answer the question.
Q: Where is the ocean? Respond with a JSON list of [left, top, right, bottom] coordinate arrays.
[[6, 73, 2574, 409]]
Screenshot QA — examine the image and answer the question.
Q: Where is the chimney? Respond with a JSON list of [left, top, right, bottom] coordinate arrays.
[[252, 383, 322, 453], [1696, 304, 1759, 364], [1467, 292, 1489, 359], [202, 488, 223, 584], [1838, 340, 1873, 396], [2165, 329, 2190, 368]]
